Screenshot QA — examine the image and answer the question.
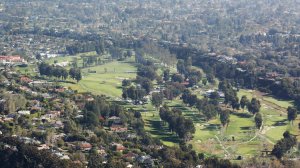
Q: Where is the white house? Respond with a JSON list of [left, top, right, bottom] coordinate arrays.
[[18, 110, 31, 115]]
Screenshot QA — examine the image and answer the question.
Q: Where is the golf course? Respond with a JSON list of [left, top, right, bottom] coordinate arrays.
[[20, 53, 299, 159]]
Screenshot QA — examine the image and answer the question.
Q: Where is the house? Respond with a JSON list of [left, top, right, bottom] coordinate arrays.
[[136, 155, 154, 166], [1, 116, 14, 122], [31, 106, 42, 113], [204, 90, 225, 98], [54, 88, 65, 93], [52, 120, 64, 128], [266, 72, 279, 79], [181, 81, 190, 86], [54, 61, 69, 67], [41, 93, 52, 99], [0, 56, 26, 65], [44, 111, 61, 119], [126, 133, 137, 139], [75, 115, 84, 119], [19, 86, 31, 92], [97, 149, 107, 156], [111, 143, 126, 152], [236, 68, 246, 73], [126, 164, 133, 168], [108, 116, 122, 124], [123, 152, 137, 160], [18, 110, 31, 115], [50, 110, 61, 116], [20, 76, 33, 83], [29, 81, 52, 87], [37, 144, 50, 150], [79, 142, 92, 151], [60, 155, 70, 160], [110, 125, 128, 132], [19, 137, 41, 145]]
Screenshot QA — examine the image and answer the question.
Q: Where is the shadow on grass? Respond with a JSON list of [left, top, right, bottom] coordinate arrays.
[[49, 79, 77, 84], [263, 93, 293, 102], [160, 136, 179, 144], [272, 119, 288, 126], [116, 86, 123, 89], [146, 120, 179, 144], [184, 113, 206, 122], [201, 124, 220, 131], [232, 112, 253, 118], [240, 126, 251, 130]]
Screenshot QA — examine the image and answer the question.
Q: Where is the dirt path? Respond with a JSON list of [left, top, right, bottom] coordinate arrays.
[[215, 135, 231, 158], [252, 90, 287, 114]]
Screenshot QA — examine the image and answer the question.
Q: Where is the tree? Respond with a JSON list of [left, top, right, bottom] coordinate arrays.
[[75, 69, 82, 83], [109, 47, 123, 59], [188, 76, 198, 87], [69, 68, 82, 83], [172, 74, 184, 83], [271, 131, 297, 159], [240, 95, 249, 112], [126, 50, 133, 58], [36, 53, 42, 60], [231, 97, 240, 111], [254, 113, 263, 129], [88, 153, 104, 168], [185, 56, 192, 66], [137, 65, 157, 81], [202, 78, 207, 85], [134, 111, 141, 118], [95, 39, 105, 55], [247, 98, 261, 115], [72, 57, 78, 68], [122, 79, 131, 87], [136, 76, 153, 94], [163, 69, 170, 81], [69, 68, 76, 79], [152, 92, 164, 110], [220, 110, 230, 128], [287, 106, 297, 125], [84, 111, 99, 128], [177, 59, 186, 74]]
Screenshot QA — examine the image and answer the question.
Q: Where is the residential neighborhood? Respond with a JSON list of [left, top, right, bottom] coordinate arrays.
[[0, 0, 300, 168]]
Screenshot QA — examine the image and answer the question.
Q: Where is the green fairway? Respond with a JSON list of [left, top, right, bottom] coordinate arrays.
[[62, 60, 137, 97], [15, 64, 38, 76]]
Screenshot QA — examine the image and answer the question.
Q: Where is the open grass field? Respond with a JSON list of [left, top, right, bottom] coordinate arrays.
[[62, 59, 137, 97], [15, 64, 38, 76], [29, 52, 137, 97]]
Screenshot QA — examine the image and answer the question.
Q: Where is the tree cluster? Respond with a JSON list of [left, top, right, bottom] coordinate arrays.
[[182, 89, 220, 120], [69, 68, 82, 83], [159, 105, 195, 142], [271, 131, 297, 159], [122, 86, 146, 102], [0, 137, 75, 168], [38, 62, 68, 80]]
